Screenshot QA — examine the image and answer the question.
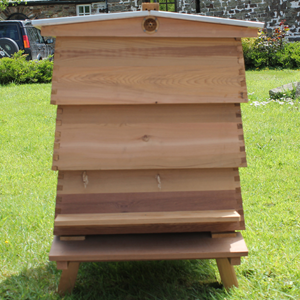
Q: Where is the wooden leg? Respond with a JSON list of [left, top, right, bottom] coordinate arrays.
[[58, 262, 80, 296], [216, 258, 238, 289]]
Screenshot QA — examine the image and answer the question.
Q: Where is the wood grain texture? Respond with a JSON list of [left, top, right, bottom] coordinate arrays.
[[55, 210, 241, 227], [41, 17, 259, 38], [211, 232, 237, 239], [49, 232, 248, 261], [55, 190, 237, 214], [53, 222, 243, 235], [216, 258, 238, 288], [51, 37, 248, 105], [56, 169, 241, 194], [52, 105, 246, 170], [57, 262, 80, 296]]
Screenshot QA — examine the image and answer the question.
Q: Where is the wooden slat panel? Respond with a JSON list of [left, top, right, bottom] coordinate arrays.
[[56, 169, 240, 194], [52, 105, 246, 170], [54, 222, 242, 235], [50, 232, 248, 261], [55, 210, 241, 226], [51, 37, 247, 105], [55, 210, 240, 227], [56, 190, 237, 214], [42, 17, 259, 38], [54, 210, 243, 235]]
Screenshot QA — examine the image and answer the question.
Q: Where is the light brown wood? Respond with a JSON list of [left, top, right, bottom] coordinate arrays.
[[41, 17, 259, 38], [56, 261, 68, 270], [50, 232, 248, 261], [60, 236, 86, 241], [56, 169, 240, 194], [216, 258, 238, 289], [55, 210, 240, 227], [142, 3, 159, 10], [211, 232, 237, 239], [52, 105, 246, 171], [58, 262, 80, 296], [51, 37, 247, 105], [55, 190, 238, 214]]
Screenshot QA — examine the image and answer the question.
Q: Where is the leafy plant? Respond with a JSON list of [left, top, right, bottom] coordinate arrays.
[[0, 51, 53, 85], [242, 21, 300, 69]]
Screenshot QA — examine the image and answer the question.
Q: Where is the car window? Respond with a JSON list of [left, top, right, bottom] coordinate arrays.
[[0, 24, 20, 41], [27, 27, 42, 44], [35, 28, 45, 43]]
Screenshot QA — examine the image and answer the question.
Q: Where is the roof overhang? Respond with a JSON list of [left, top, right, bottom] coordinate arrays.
[[32, 11, 265, 30]]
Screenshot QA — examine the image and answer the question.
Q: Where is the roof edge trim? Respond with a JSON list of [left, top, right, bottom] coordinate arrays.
[[32, 10, 264, 29]]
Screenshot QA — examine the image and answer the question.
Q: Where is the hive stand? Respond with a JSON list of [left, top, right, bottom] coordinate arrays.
[[32, 9, 264, 295], [51, 233, 248, 295]]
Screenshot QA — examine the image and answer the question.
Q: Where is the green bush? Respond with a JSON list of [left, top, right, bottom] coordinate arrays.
[[0, 51, 53, 85], [243, 38, 300, 70], [242, 21, 300, 70]]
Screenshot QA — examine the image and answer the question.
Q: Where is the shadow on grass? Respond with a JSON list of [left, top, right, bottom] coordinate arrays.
[[1, 260, 229, 300]]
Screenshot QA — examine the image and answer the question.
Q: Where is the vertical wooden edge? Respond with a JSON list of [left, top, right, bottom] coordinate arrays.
[[57, 262, 80, 296], [241, 157, 247, 166], [57, 261, 69, 270], [229, 257, 241, 266], [55, 131, 61, 138], [56, 120, 62, 126], [55, 208, 62, 214], [58, 171, 64, 180], [234, 175, 240, 182], [56, 196, 63, 203], [57, 185, 63, 191], [216, 258, 238, 289], [53, 154, 59, 161], [57, 107, 63, 114]]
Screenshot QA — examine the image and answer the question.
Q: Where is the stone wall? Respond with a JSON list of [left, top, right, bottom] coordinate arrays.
[[1, 0, 300, 39], [0, 4, 77, 20], [114, 0, 300, 39], [182, 0, 300, 39]]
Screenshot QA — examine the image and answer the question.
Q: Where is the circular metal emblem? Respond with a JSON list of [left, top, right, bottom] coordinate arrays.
[[142, 17, 159, 34]]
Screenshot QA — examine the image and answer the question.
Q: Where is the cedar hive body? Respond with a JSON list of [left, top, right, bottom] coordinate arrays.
[[32, 12, 263, 293], [32, 11, 264, 236]]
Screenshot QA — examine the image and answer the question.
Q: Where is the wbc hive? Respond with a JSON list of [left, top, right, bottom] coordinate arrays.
[[33, 10, 264, 295]]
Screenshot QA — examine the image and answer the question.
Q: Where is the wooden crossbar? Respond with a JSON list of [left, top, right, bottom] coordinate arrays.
[[55, 210, 240, 227]]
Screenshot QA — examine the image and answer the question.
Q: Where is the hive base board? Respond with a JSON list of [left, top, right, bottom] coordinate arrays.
[[50, 232, 248, 295]]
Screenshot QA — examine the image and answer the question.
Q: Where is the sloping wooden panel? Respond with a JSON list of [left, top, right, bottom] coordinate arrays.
[[54, 168, 245, 234], [42, 16, 259, 38], [55, 191, 237, 214], [51, 37, 247, 105], [56, 168, 240, 194], [52, 104, 246, 171]]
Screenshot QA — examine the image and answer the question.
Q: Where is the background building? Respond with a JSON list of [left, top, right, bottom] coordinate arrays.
[[1, 0, 300, 40]]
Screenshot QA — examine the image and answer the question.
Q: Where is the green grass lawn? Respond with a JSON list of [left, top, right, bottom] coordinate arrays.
[[0, 70, 300, 299]]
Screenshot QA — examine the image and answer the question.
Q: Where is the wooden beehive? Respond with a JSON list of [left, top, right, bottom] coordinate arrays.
[[33, 11, 264, 294]]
